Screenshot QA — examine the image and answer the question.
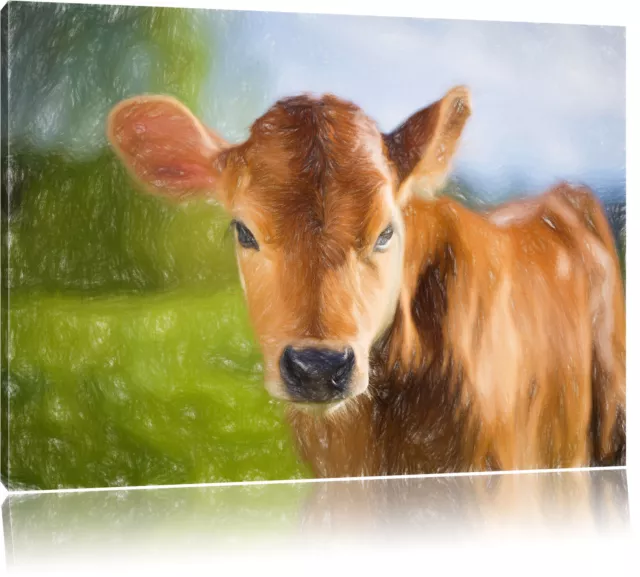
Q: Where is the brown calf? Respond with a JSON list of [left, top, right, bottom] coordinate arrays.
[[107, 86, 626, 477]]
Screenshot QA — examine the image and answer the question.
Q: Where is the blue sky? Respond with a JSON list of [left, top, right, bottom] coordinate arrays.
[[199, 11, 626, 199], [9, 6, 625, 201]]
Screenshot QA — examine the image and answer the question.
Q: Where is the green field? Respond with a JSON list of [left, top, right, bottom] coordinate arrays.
[[2, 151, 311, 490], [4, 287, 310, 489]]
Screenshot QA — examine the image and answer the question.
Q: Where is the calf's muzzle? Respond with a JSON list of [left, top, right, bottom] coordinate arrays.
[[279, 345, 356, 403]]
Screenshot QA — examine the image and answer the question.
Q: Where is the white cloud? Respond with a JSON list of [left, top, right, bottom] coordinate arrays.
[[221, 13, 624, 193]]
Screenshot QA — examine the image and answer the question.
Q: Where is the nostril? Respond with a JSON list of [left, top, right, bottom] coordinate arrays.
[[333, 348, 355, 389], [281, 346, 304, 381], [280, 346, 314, 393]]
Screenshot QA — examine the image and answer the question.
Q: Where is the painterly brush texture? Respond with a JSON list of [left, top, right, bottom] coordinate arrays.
[[2, 3, 310, 489], [106, 87, 625, 479], [1, 3, 626, 490]]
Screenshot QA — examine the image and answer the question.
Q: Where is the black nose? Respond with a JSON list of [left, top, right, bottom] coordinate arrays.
[[280, 346, 355, 403]]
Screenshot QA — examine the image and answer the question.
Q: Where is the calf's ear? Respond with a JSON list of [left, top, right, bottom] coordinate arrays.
[[384, 86, 471, 205], [107, 95, 233, 207]]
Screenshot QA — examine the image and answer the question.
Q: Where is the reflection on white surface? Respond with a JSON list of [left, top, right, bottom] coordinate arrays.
[[1, 468, 631, 574]]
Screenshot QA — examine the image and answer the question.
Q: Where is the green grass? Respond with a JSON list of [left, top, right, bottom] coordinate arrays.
[[2, 149, 314, 491], [4, 288, 310, 490], [8, 151, 240, 294], [1, 3, 313, 491]]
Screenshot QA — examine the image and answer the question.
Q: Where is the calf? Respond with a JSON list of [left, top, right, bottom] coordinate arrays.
[[107, 86, 626, 477]]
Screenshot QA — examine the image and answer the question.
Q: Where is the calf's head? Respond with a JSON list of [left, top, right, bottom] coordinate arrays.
[[107, 86, 471, 407]]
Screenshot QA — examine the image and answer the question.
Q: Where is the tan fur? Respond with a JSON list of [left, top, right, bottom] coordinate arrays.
[[107, 87, 626, 478]]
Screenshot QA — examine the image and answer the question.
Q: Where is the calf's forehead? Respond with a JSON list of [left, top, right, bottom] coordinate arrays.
[[233, 95, 394, 249]]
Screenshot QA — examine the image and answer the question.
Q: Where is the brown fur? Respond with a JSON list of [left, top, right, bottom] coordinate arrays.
[[289, 185, 626, 476], [107, 86, 626, 478]]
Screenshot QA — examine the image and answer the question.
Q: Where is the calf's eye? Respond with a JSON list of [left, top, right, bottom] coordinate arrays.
[[374, 224, 394, 252], [232, 220, 259, 251]]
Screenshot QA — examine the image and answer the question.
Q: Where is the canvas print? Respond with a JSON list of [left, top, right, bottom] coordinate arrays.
[[0, 2, 626, 490]]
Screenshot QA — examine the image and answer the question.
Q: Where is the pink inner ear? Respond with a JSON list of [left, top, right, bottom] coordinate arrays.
[[109, 98, 223, 195], [149, 161, 219, 191]]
